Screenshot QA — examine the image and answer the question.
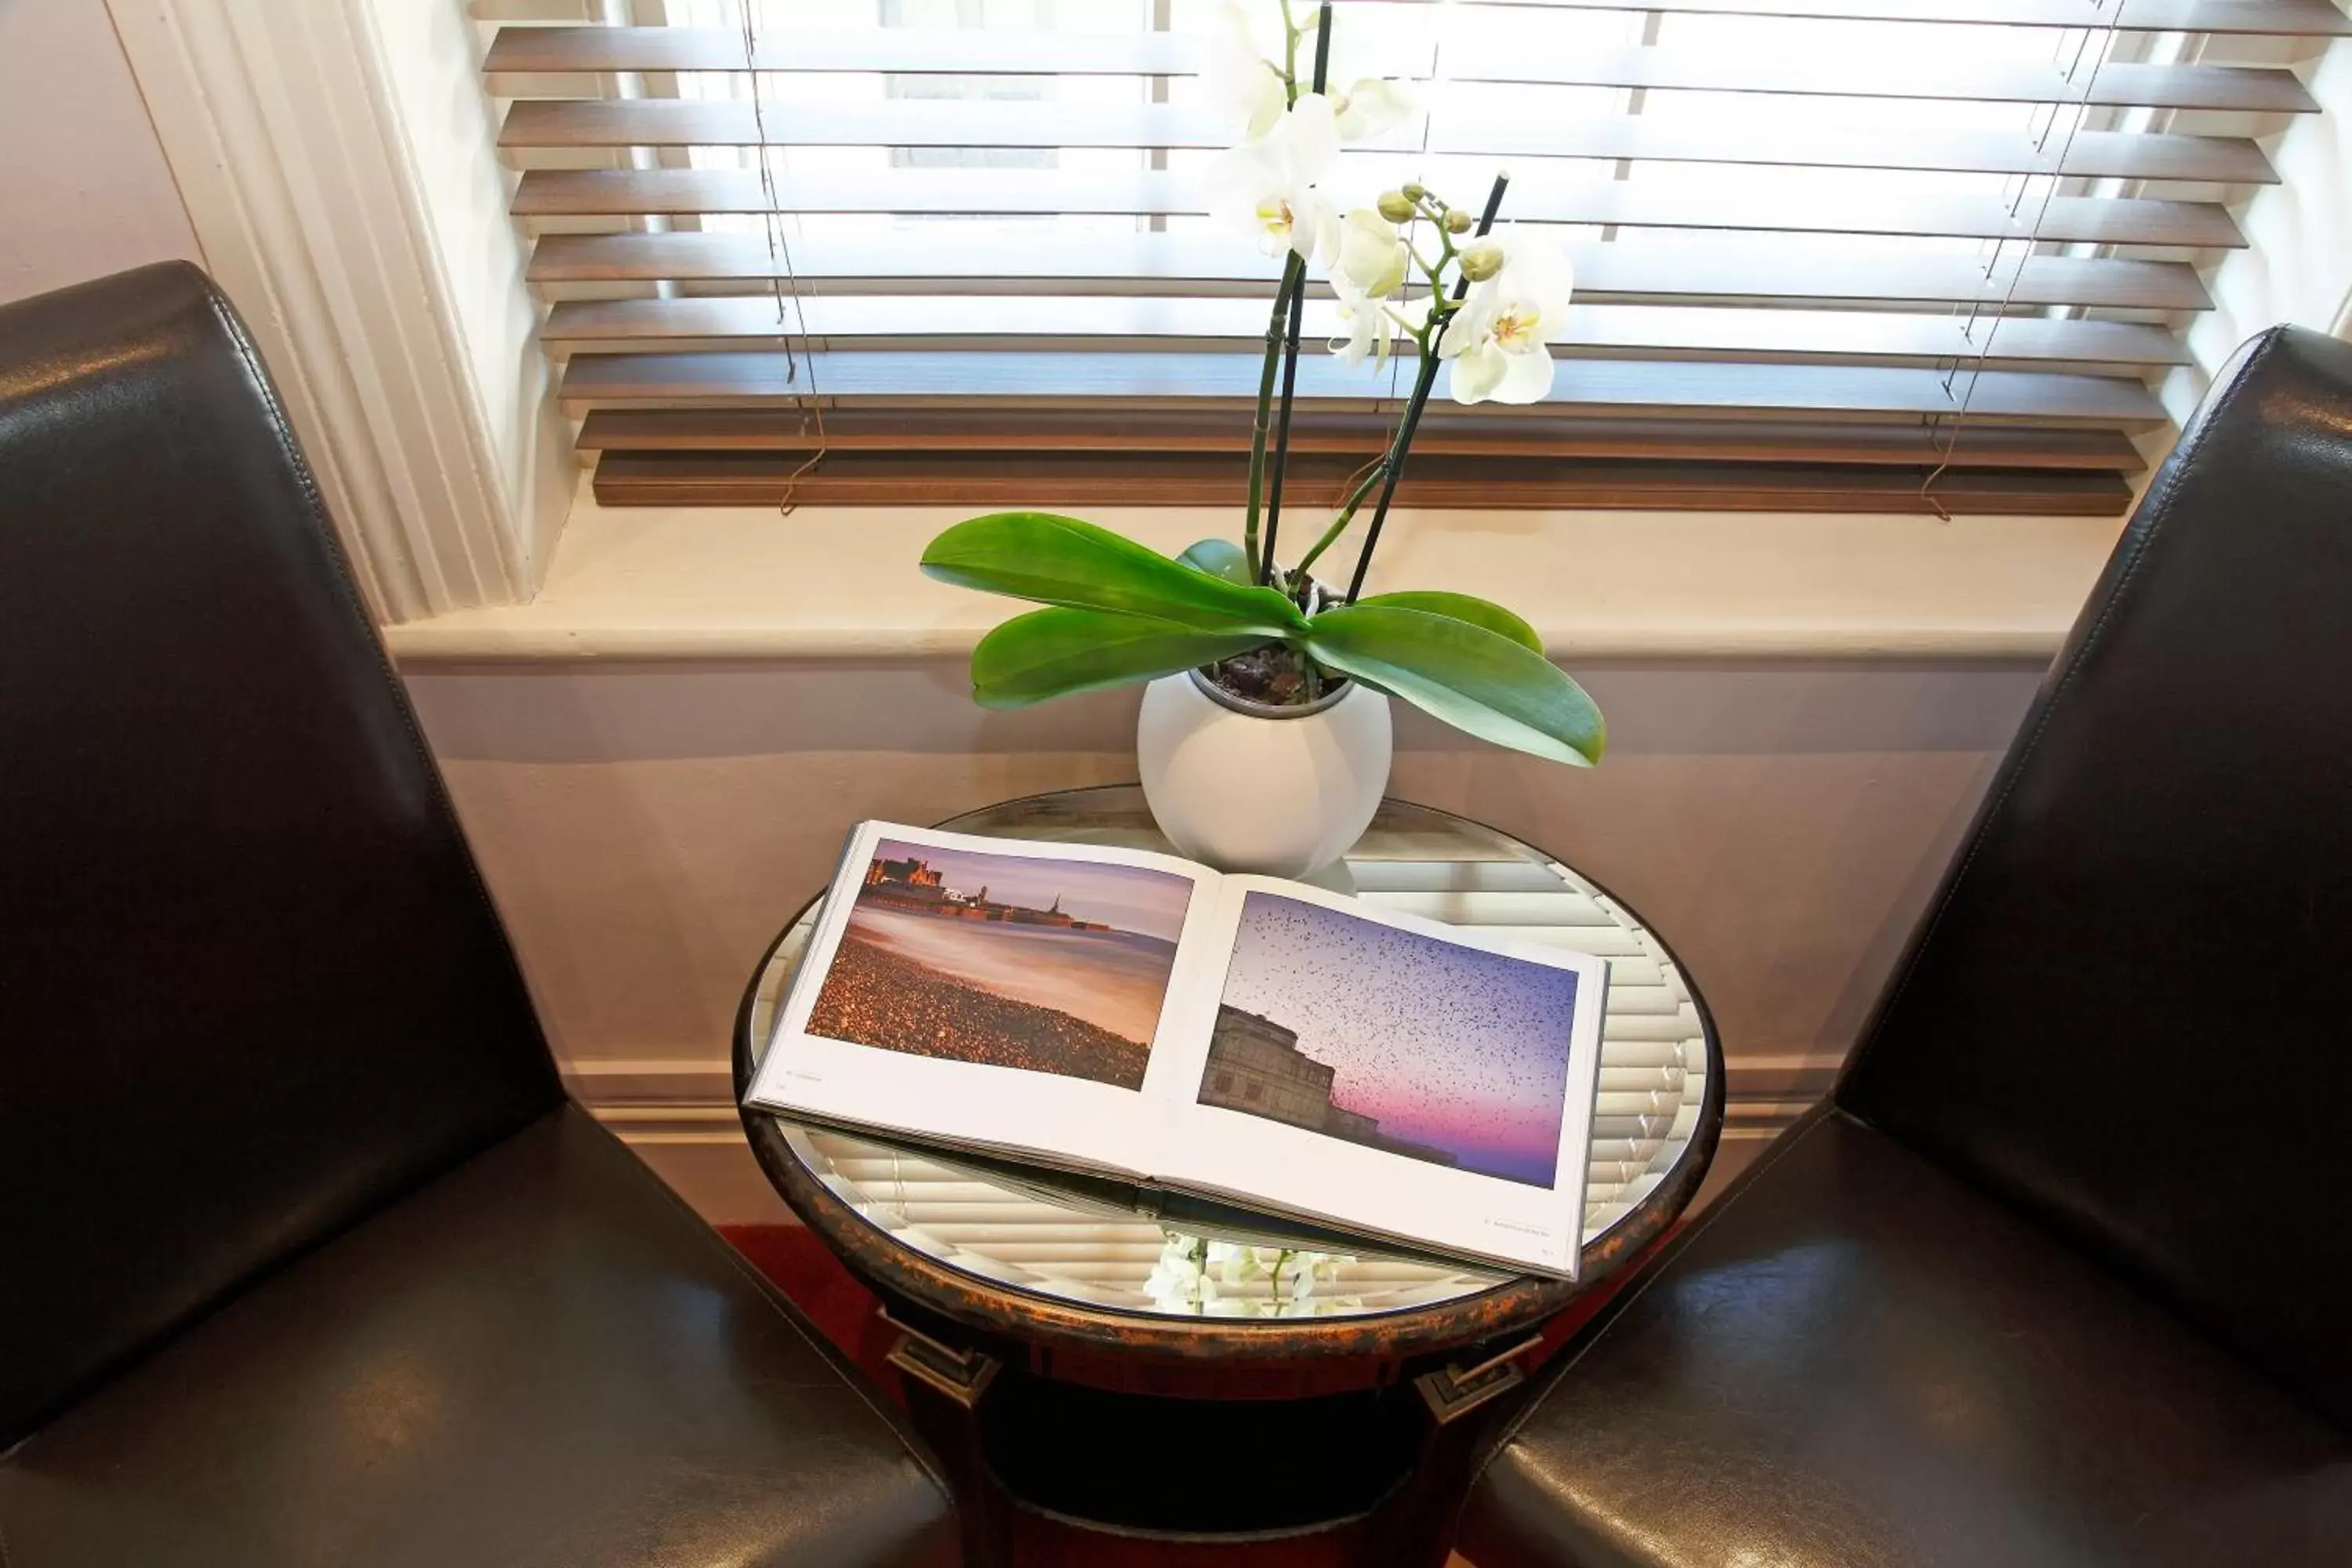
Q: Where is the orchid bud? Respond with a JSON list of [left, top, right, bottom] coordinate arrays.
[[1401, 182, 1427, 202], [1459, 241, 1504, 282], [1444, 209, 1474, 234], [1375, 190, 1417, 223]]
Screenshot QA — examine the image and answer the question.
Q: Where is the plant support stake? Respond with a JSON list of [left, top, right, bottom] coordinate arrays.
[[1258, 4, 1334, 588], [1344, 173, 1509, 605]]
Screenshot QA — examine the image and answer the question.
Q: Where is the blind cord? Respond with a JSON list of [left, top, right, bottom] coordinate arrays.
[[738, 0, 828, 515], [1921, 3, 2120, 520]]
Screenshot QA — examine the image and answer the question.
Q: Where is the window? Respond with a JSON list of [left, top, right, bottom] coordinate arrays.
[[481, 0, 2351, 514]]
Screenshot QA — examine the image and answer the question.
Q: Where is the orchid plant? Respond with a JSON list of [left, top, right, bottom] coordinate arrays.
[[920, 1, 1602, 768], [1142, 1230, 1350, 1318]]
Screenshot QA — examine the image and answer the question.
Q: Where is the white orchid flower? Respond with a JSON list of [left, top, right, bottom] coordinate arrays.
[[1142, 1257, 1196, 1298], [1144, 1233, 1214, 1308], [1332, 78, 1414, 141], [1203, 93, 1341, 265], [1334, 207, 1409, 299], [1330, 285, 1397, 370], [1205, 2, 1407, 143], [1441, 226, 1575, 405], [1207, 1240, 1257, 1287], [1334, 281, 1432, 372], [1271, 1250, 1318, 1300], [1327, 209, 1414, 369], [1206, 0, 1289, 140]]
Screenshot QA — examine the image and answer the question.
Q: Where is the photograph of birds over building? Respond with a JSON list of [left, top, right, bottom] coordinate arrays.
[[1201, 1004, 1462, 1169], [809, 840, 1194, 1091], [1203, 892, 1584, 1189]]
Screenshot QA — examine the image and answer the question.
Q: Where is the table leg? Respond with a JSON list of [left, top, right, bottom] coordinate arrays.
[[1377, 1334, 1545, 1568], [884, 1310, 1012, 1568]]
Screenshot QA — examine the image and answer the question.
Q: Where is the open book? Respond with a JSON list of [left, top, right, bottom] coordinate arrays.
[[745, 822, 1608, 1279]]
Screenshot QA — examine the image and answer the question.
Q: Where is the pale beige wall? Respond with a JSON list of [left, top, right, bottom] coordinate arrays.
[[406, 655, 2046, 1218], [0, 0, 200, 305]]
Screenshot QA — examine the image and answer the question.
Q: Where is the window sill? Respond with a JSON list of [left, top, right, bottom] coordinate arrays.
[[382, 477, 2129, 667]]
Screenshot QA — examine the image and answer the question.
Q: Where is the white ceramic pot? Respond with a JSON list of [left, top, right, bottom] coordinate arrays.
[[1136, 668, 1392, 878]]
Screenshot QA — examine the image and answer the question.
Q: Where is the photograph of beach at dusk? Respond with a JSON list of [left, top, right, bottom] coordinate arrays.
[[807, 840, 1193, 1091], [1200, 892, 1581, 1187]]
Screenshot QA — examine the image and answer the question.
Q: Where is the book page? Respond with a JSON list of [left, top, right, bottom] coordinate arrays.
[[1152, 876, 1608, 1278], [746, 822, 1229, 1178]]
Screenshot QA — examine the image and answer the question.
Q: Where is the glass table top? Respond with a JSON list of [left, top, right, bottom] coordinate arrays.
[[745, 786, 1714, 1322]]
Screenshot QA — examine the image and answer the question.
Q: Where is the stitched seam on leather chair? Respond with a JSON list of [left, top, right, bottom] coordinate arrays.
[[198, 278, 564, 1093], [1838, 328, 2285, 1101], [584, 1114, 960, 1500], [1450, 1103, 1844, 1541]]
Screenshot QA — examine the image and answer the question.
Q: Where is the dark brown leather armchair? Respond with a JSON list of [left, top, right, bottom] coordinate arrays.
[[0, 265, 956, 1566], [1457, 327, 2352, 1567]]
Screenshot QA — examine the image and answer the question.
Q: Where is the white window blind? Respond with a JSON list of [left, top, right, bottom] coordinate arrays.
[[477, 0, 2350, 512]]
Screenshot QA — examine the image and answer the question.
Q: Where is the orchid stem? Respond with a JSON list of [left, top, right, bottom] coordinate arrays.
[[1244, 0, 1305, 584], [1279, 0, 1299, 101], [1258, 5, 1332, 588], [1261, 279, 1308, 587], [1293, 452, 1390, 578], [1243, 256, 1304, 584], [1343, 172, 1508, 604]]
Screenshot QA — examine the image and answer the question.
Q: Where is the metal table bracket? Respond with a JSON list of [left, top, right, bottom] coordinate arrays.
[[883, 1306, 1002, 1409], [1414, 1332, 1544, 1425]]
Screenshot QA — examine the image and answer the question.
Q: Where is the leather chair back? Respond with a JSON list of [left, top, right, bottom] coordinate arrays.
[[1839, 325, 2352, 1425], [0, 265, 561, 1446]]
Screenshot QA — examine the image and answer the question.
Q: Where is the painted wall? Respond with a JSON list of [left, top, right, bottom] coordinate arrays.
[[0, 0, 199, 305], [406, 655, 2047, 1219]]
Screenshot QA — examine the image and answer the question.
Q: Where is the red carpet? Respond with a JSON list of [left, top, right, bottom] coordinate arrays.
[[723, 1224, 907, 1392], [718, 1222, 1657, 1564]]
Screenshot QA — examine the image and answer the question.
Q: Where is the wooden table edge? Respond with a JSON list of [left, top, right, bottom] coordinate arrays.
[[728, 788, 1727, 1364]]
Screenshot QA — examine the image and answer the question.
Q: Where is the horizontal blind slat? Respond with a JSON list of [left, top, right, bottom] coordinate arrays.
[[1377, 0, 2350, 27], [557, 350, 2169, 424], [588, 449, 2133, 514], [529, 234, 2213, 312], [472, 0, 2352, 33], [483, 0, 2302, 496], [509, 169, 2246, 248], [572, 408, 2148, 471], [1342, 862, 1575, 894], [484, 30, 2319, 111], [537, 295, 2190, 368], [492, 98, 2274, 184]]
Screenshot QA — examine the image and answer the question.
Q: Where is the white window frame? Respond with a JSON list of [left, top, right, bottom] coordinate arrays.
[[105, 0, 572, 624], [100, 0, 2352, 641]]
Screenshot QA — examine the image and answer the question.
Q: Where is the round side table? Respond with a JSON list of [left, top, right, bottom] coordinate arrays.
[[733, 786, 1722, 1564]]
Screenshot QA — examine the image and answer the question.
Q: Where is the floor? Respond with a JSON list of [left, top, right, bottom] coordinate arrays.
[[720, 1221, 1648, 1566]]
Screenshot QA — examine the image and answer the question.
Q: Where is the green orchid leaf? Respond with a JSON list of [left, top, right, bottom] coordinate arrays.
[[1305, 604, 1606, 767], [1176, 537, 1254, 586], [1348, 590, 1543, 655], [970, 608, 1272, 710], [924, 512, 1306, 635]]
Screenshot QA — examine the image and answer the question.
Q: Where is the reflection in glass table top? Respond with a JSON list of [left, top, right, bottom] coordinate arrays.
[[746, 788, 1713, 1322]]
